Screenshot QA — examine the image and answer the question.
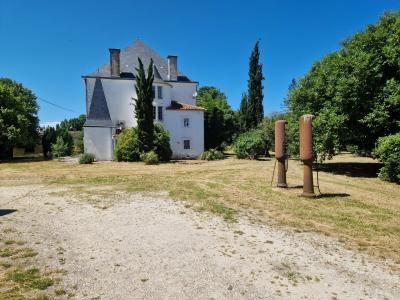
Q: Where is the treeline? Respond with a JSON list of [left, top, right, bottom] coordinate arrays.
[[41, 114, 86, 158]]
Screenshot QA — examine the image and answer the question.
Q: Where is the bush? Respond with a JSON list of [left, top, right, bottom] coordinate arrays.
[[199, 149, 224, 160], [153, 124, 172, 161], [375, 134, 400, 183], [55, 127, 74, 156], [114, 128, 141, 162], [79, 153, 95, 164], [114, 125, 172, 162], [51, 136, 69, 158], [140, 151, 159, 165], [234, 129, 266, 159]]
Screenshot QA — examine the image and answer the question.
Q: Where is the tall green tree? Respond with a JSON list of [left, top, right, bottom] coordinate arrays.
[[286, 12, 400, 159], [59, 114, 86, 131], [247, 41, 264, 128], [0, 78, 39, 157], [134, 58, 154, 152], [238, 93, 249, 132], [197, 86, 238, 149]]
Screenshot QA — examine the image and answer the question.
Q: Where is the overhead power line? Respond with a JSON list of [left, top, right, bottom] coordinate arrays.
[[37, 97, 78, 114]]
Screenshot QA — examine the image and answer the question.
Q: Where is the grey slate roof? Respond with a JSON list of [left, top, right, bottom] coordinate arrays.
[[87, 78, 111, 120], [84, 119, 115, 127], [86, 39, 191, 82]]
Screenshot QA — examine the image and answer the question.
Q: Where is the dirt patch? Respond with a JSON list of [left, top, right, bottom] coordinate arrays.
[[0, 184, 398, 299]]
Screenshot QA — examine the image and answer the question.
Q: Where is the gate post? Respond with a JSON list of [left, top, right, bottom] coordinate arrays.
[[299, 114, 316, 198], [275, 120, 288, 188]]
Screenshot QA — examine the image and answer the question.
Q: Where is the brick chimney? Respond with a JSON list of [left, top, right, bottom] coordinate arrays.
[[167, 55, 177, 81], [109, 48, 120, 77]]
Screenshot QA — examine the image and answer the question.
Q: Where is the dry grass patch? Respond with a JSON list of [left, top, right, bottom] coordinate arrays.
[[1, 154, 399, 264]]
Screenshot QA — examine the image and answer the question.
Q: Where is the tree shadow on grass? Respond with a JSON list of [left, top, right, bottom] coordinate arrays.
[[0, 209, 17, 217], [317, 193, 350, 199], [316, 162, 383, 178]]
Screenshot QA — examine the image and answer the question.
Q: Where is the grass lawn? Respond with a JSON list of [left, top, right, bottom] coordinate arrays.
[[0, 153, 399, 266]]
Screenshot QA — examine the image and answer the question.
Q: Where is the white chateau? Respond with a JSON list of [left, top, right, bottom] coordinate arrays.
[[82, 40, 204, 160]]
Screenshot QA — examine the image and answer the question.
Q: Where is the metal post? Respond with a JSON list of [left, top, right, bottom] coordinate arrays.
[[275, 120, 287, 188], [299, 114, 316, 198]]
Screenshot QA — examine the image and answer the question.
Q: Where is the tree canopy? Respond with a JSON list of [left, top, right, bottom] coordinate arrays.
[[0, 78, 39, 157], [285, 12, 400, 159], [197, 86, 238, 149], [134, 58, 154, 153]]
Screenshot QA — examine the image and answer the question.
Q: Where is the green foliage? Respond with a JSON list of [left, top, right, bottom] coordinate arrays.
[[199, 149, 224, 160], [234, 129, 267, 159], [55, 126, 73, 156], [153, 123, 172, 161], [59, 114, 86, 131], [286, 12, 400, 159], [197, 86, 238, 149], [114, 128, 141, 162], [134, 58, 154, 152], [42, 126, 57, 158], [375, 133, 400, 183], [140, 150, 159, 165], [6, 268, 54, 290], [51, 136, 69, 158], [79, 153, 95, 164], [258, 112, 288, 151], [0, 78, 39, 157], [114, 125, 172, 162], [238, 93, 249, 132], [246, 41, 264, 129], [72, 131, 84, 155]]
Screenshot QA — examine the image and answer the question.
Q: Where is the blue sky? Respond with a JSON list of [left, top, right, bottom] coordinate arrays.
[[1, 0, 399, 123]]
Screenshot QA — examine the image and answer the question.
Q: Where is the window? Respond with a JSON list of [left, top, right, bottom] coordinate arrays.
[[152, 86, 155, 99], [153, 106, 156, 120], [183, 140, 191, 150], [183, 118, 190, 127], [158, 106, 163, 121], [157, 86, 163, 99]]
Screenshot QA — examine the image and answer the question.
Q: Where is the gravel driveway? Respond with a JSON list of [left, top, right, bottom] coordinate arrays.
[[0, 184, 399, 299]]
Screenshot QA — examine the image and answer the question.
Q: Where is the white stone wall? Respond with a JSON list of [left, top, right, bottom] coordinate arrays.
[[164, 110, 204, 158], [84, 127, 114, 160]]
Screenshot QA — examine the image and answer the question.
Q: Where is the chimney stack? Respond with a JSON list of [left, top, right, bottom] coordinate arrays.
[[109, 48, 120, 77], [167, 55, 178, 81]]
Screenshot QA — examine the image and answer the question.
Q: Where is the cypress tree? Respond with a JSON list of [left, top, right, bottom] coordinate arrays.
[[238, 93, 249, 132], [134, 58, 154, 152], [247, 40, 264, 128]]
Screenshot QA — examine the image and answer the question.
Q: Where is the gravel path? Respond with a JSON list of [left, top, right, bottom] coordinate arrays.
[[0, 184, 399, 299]]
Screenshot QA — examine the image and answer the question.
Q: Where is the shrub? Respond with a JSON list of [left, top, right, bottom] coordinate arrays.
[[55, 127, 74, 156], [79, 153, 95, 164], [199, 149, 224, 160], [140, 151, 159, 165], [234, 129, 266, 159], [51, 136, 69, 158], [114, 128, 141, 162], [153, 124, 172, 161], [114, 125, 172, 162], [375, 134, 400, 183]]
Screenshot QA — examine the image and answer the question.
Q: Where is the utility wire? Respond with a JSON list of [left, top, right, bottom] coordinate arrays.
[[37, 97, 78, 113]]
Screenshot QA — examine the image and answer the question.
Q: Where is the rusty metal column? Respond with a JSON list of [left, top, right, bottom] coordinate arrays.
[[275, 120, 287, 188], [299, 114, 316, 198]]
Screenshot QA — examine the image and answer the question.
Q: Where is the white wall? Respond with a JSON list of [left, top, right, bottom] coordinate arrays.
[[164, 110, 204, 158], [84, 127, 114, 160]]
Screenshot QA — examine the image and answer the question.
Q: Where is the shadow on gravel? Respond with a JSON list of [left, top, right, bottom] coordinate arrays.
[[0, 209, 17, 217]]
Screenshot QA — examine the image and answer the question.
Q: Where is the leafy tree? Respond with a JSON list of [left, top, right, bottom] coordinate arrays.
[[0, 78, 39, 157], [286, 12, 400, 159], [55, 126, 73, 156], [42, 126, 57, 158], [197, 86, 238, 149], [134, 58, 154, 152], [375, 133, 400, 183], [234, 129, 268, 159], [51, 136, 69, 158], [247, 41, 264, 129], [59, 114, 86, 131]]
